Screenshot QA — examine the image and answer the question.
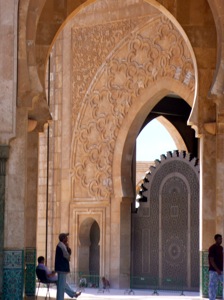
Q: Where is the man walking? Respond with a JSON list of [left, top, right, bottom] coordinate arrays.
[[208, 234, 223, 300], [55, 233, 81, 299]]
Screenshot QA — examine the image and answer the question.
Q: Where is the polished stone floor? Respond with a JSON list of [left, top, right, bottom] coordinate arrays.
[[36, 287, 207, 300]]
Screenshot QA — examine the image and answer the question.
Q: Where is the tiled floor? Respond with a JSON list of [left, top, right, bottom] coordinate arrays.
[[36, 287, 207, 300]]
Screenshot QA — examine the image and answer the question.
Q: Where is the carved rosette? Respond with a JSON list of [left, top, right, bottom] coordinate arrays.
[[71, 14, 195, 200]]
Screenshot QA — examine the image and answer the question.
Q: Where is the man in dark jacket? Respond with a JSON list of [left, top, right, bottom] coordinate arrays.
[[55, 233, 81, 300], [208, 234, 223, 300]]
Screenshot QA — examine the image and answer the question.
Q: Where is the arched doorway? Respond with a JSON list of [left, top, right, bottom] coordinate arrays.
[[133, 151, 199, 291], [36, 0, 198, 289], [79, 218, 100, 287]]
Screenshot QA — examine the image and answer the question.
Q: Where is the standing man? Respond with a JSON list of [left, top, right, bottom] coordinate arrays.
[[208, 234, 223, 300], [55, 233, 81, 299]]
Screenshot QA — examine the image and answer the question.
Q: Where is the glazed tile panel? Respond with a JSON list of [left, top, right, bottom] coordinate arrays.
[[201, 250, 222, 299], [25, 248, 36, 296], [3, 249, 24, 300]]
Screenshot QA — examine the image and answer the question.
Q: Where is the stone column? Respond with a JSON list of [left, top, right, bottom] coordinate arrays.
[[200, 119, 224, 297], [110, 196, 132, 288], [200, 132, 216, 249], [215, 113, 224, 299], [0, 145, 9, 298], [24, 127, 39, 297], [120, 197, 132, 288], [216, 122, 224, 233], [110, 196, 121, 288], [3, 107, 27, 299], [200, 132, 216, 298]]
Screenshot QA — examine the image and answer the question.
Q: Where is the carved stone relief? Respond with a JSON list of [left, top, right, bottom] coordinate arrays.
[[71, 14, 196, 200], [71, 15, 153, 125]]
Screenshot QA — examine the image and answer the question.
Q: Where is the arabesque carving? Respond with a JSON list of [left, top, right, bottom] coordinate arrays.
[[71, 15, 195, 200], [72, 16, 149, 124]]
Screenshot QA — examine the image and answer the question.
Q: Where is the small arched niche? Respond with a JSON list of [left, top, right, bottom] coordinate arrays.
[[79, 218, 100, 287]]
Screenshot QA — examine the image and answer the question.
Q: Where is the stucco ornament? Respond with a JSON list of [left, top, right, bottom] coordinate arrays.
[[71, 13, 196, 200]]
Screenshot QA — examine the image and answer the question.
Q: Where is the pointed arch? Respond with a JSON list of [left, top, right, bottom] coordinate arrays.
[[157, 116, 188, 152]]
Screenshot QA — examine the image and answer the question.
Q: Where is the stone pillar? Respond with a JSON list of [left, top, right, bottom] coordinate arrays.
[[24, 128, 39, 296], [200, 132, 217, 249], [215, 121, 224, 299], [200, 132, 216, 298], [215, 122, 224, 233], [200, 120, 224, 298], [0, 145, 9, 298], [26, 129, 38, 248], [110, 196, 132, 288], [120, 198, 132, 288], [3, 107, 28, 299], [110, 196, 121, 288], [36, 128, 48, 261]]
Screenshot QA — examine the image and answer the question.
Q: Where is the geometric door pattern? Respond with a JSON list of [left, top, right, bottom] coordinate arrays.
[[132, 151, 199, 291]]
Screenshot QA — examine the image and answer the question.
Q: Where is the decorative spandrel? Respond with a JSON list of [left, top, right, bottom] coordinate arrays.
[[71, 12, 195, 200]]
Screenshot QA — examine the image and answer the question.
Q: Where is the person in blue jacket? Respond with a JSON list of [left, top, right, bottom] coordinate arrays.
[[55, 232, 81, 300]]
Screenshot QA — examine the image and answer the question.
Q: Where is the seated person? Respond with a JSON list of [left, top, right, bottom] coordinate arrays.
[[102, 276, 110, 289], [36, 256, 57, 282], [36, 256, 81, 298]]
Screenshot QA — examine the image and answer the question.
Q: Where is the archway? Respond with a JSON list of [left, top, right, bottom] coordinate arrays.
[[133, 150, 199, 291], [135, 109, 191, 208], [79, 218, 100, 287], [136, 96, 196, 165], [35, 0, 198, 288], [157, 116, 188, 152], [67, 2, 197, 285]]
